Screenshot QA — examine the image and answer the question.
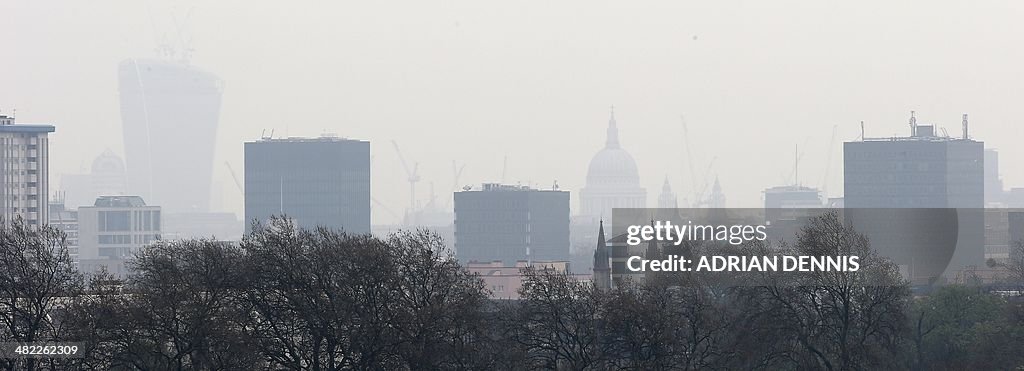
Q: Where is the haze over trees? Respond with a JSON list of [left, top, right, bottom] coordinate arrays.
[[1, 213, 1023, 370]]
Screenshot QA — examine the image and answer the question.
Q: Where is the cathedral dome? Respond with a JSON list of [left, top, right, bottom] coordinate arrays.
[[585, 110, 640, 187], [92, 149, 126, 174]]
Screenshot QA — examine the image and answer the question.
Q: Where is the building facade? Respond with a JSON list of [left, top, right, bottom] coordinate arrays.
[[465, 260, 577, 299], [77, 196, 161, 276], [844, 112, 984, 282], [48, 196, 80, 264], [0, 114, 54, 226], [244, 136, 370, 234], [454, 183, 570, 265], [119, 58, 222, 213]]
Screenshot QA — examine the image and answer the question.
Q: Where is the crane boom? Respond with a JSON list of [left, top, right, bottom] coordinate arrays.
[[225, 161, 243, 196], [391, 140, 421, 214]]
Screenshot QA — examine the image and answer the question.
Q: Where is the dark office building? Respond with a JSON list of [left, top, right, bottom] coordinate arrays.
[[454, 183, 570, 265], [244, 136, 370, 234], [1009, 211, 1024, 262], [844, 113, 983, 282]]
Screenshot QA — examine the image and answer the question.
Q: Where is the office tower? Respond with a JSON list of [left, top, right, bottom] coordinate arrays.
[[0, 114, 54, 226], [454, 183, 570, 265], [118, 59, 222, 213], [48, 195, 79, 263], [244, 135, 370, 234], [763, 185, 824, 241], [77, 196, 161, 276], [844, 112, 983, 281], [845, 113, 982, 209], [579, 108, 646, 221], [1009, 211, 1024, 262], [764, 185, 823, 210], [984, 149, 1004, 205]]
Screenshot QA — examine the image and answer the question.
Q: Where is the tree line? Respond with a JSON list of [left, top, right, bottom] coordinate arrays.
[[2, 213, 1023, 370]]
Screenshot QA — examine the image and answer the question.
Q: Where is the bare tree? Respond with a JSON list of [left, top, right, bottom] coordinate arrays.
[[114, 238, 257, 370], [761, 211, 910, 370], [239, 216, 489, 370], [514, 267, 608, 370], [0, 218, 82, 371]]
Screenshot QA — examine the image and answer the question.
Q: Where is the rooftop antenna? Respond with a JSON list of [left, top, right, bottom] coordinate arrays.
[[909, 111, 917, 136], [794, 144, 799, 186], [500, 155, 508, 184], [962, 113, 969, 140], [860, 121, 865, 140]]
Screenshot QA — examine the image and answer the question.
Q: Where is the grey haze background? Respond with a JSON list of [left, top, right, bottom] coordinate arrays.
[[3, 1, 1023, 224]]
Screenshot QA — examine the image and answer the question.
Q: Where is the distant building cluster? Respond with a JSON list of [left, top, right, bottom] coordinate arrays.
[[7, 62, 1024, 289]]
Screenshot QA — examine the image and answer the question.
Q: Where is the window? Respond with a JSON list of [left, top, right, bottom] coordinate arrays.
[[99, 211, 130, 231]]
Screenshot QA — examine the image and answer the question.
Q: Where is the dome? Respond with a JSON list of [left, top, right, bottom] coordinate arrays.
[[586, 148, 639, 186], [585, 110, 640, 187], [91, 149, 126, 175]]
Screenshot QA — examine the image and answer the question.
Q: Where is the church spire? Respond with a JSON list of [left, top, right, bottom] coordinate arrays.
[[594, 219, 609, 268], [605, 105, 620, 149], [593, 219, 612, 291]]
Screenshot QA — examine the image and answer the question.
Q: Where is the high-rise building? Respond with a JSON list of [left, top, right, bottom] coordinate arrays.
[[984, 149, 1004, 205], [454, 183, 570, 265], [845, 113, 983, 209], [244, 136, 370, 234], [0, 114, 54, 226], [118, 59, 222, 213], [844, 112, 984, 281], [77, 195, 161, 276]]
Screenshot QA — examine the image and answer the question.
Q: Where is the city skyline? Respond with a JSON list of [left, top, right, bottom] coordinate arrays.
[[5, 1, 1024, 225]]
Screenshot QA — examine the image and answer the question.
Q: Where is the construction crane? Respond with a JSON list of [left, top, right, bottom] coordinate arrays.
[[224, 161, 243, 196], [372, 197, 403, 222], [820, 125, 838, 197], [443, 160, 466, 209], [391, 140, 420, 215], [680, 116, 700, 203], [692, 156, 718, 207]]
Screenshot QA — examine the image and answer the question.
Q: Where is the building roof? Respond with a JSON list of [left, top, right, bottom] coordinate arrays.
[[0, 115, 55, 133], [248, 134, 367, 144], [92, 195, 148, 208]]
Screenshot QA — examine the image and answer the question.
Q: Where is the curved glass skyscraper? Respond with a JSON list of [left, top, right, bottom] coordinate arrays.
[[118, 59, 222, 213]]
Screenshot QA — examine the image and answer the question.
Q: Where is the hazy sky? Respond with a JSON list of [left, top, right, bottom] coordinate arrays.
[[3, 1, 1023, 224]]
